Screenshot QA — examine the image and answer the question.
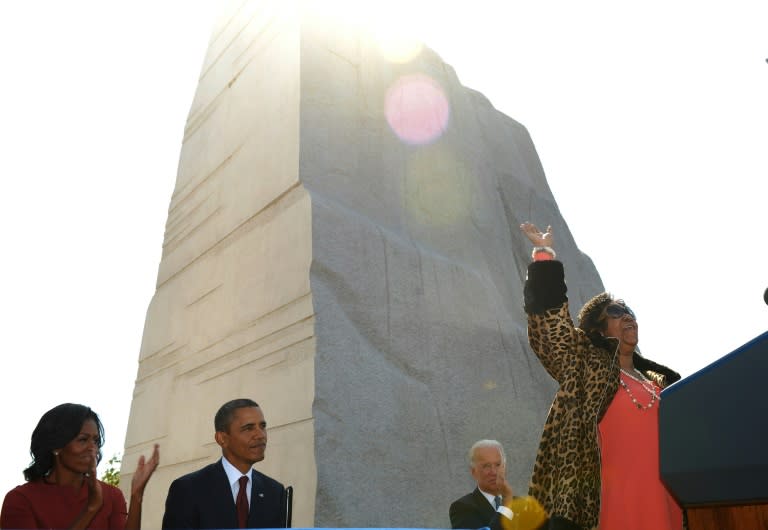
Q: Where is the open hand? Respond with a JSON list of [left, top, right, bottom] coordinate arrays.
[[497, 464, 514, 502], [85, 457, 104, 514], [130, 444, 160, 497], [519, 223, 553, 247]]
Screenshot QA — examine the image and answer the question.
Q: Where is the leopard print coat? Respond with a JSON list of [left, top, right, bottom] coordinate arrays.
[[524, 260, 679, 530]]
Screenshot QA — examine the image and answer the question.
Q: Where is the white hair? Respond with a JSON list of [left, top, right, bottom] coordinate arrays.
[[468, 439, 506, 467]]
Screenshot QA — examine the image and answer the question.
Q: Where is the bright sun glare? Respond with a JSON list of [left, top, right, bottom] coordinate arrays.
[[301, 0, 459, 225], [303, 0, 425, 63]]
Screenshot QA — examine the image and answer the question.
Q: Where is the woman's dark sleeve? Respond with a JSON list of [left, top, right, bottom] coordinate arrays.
[[524, 260, 567, 314]]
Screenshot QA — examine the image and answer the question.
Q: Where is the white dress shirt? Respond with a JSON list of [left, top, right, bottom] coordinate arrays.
[[478, 488, 514, 520], [221, 456, 252, 505]]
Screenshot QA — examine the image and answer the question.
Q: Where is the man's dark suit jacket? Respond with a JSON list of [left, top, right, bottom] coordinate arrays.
[[162, 460, 287, 529], [449, 487, 503, 530]]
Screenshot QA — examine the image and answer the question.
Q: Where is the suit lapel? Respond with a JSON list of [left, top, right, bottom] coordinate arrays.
[[472, 487, 496, 518], [248, 470, 265, 526], [211, 461, 239, 528]]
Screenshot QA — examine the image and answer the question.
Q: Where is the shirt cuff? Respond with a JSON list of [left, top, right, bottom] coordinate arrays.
[[497, 506, 514, 520]]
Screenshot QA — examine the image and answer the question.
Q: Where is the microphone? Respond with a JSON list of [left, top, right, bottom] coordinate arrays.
[[764, 287, 768, 306]]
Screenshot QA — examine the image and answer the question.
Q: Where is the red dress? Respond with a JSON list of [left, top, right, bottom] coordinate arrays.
[[598, 371, 683, 530], [0, 479, 127, 529]]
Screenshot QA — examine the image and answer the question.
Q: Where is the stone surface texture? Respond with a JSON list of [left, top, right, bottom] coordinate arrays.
[[123, 1, 604, 528]]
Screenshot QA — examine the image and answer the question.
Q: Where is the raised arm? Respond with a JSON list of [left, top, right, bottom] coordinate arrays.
[[124, 444, 160, 530], [519, 223, 581, 383]]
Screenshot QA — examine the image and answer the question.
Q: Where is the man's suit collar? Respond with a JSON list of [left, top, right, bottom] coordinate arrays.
[[475, 487, 497, 506], [221, 456, 252, 484], [472, 487, 497, 515]]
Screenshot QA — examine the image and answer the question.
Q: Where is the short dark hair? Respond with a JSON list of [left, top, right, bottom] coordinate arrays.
[[214, 398, 260, 432], [24, 403, 105, 482]]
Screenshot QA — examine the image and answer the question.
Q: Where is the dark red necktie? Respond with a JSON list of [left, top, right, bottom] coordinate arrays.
[[237, 475, 249, 528]]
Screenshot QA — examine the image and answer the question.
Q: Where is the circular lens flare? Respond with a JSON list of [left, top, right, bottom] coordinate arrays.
[[385, 74, 450, 145]]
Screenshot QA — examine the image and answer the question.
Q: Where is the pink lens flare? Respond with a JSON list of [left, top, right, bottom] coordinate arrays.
[[385, 74, 450, 145]]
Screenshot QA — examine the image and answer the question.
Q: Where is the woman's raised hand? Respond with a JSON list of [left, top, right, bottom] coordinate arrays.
[[130, 444, 160, 497], [520, 222, 553, 247], [123, 445, 159, 530], [85, 457, 104, 515], [67, 456, 104, 530]]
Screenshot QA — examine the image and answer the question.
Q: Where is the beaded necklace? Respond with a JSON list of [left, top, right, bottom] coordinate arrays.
[[619, 368, 660, 411]]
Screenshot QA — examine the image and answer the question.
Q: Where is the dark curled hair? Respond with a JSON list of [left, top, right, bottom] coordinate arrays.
[[214, 398, 259, 433], [578, 292, 681, 385], [24, 403, 105, 481], [577, 292, 616, 347]]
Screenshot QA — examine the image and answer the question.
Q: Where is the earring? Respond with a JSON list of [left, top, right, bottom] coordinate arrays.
[[53, 451, 59, 456]]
